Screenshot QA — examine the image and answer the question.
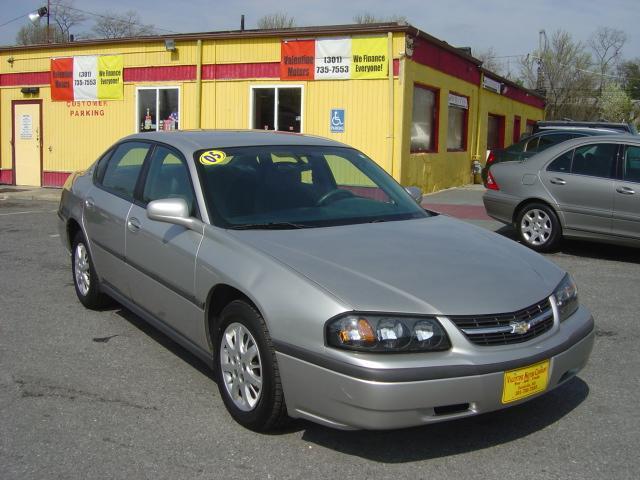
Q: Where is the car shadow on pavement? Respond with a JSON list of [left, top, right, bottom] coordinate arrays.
[[494, 226, 640, 264], [300, 377, 589, 462]]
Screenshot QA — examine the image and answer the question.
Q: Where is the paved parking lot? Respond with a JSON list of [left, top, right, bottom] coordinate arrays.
[[1, 188, 638, 479]]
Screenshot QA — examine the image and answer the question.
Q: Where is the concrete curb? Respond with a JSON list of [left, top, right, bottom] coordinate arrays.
[[0, 187, 62, 202]]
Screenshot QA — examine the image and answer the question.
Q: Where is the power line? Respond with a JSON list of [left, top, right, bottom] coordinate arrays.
[[64, 5, 180, 34], [0, 11, 34, 29]]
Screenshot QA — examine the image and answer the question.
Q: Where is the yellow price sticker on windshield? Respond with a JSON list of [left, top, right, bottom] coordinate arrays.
[[199, 150, 227, 165]]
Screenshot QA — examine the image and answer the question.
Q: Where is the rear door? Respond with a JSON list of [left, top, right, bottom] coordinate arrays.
[[83, 141, 151, 298], [542, 143, 618, 235], [612, 144, 640, 239], [125, 144, 207, 348]]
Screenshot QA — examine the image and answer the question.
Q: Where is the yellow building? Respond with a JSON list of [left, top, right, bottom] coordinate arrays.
[[0, 23, 544, 190]]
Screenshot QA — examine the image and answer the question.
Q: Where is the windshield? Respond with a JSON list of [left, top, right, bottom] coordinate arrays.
[[194, 145, 429, 229]]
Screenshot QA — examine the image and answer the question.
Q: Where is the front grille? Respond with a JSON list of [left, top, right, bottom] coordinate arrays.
[[448, 298, 554, 346]]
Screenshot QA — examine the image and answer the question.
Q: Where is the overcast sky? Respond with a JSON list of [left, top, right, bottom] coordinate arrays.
[[1, 0, 639, 64]]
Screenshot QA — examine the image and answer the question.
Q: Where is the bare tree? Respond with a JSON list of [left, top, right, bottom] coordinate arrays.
[[51, 0, 86, 39], [589, 26, 626, 95], [256, 13, 296, 29], [520, 30, 596, 120], [91, 10, 155, 38], [474, 47, 504, 75], [16, 23, 67, 45], [353, 13, 407, 24]]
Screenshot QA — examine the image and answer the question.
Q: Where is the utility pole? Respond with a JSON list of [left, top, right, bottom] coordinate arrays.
[[46, 0, 51, 43]]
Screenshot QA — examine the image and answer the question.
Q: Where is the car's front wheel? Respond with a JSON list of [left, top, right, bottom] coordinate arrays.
[[516, 203, 561, 252], [71, 231, 108, 309], [215, 300, 288, 431]]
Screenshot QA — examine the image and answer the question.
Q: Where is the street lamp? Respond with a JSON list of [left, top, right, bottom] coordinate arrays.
[[28, 3, 50, 43]]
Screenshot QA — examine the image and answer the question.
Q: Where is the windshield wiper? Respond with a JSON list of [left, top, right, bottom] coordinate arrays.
[[228, 222, 311, 230]]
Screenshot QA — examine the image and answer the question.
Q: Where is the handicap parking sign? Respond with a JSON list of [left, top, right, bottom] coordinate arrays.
[[330, 109, 345, 133]]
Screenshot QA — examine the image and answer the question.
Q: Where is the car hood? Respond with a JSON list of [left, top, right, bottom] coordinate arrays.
[[229, 216, 565, 315]]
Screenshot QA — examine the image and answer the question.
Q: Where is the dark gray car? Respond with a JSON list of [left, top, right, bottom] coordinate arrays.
[[58, 130, 594, 431], [484, 134, 640, 251]]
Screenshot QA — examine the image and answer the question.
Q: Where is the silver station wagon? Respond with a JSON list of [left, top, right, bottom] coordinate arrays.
[[58, 131, 594, 431]]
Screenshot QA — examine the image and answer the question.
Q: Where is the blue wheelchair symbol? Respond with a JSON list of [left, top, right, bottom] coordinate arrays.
[[330, 109, 345, 133]]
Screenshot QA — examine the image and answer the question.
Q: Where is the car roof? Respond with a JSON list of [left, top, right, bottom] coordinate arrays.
[[529, 128, 624, 137], [526, 134, 640, 165], [120, 129, 348, 153]]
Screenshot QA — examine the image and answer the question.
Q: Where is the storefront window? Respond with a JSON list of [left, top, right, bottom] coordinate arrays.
[[446, 93, 468, 151], [137, 87, 179, 132], [251, 86, 302, 132], [411, 85, 438, 153]]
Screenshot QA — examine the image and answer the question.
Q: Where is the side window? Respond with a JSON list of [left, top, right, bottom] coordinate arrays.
[[571, 143, 617, 178], [142, 146, 196, 214], [100, 142, 150, 200], [547, 149, 573, 173], [94, 148, 114, 183], [524, 136, 540, 152], [623, 145, 640, 183], [537, 133, 574, 151]]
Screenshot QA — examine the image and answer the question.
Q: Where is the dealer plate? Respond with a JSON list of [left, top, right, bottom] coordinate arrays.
[[501, 359, 550, 404]]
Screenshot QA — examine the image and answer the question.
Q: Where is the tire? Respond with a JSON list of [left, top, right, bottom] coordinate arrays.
[[215, 300, 288, 431], [515, 202, 562, 252], [71, 231, 108, 309]]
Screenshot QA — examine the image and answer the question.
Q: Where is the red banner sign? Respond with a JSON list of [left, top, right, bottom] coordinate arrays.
[[50, 57, 74, 101], [280, 40, 315, 80]]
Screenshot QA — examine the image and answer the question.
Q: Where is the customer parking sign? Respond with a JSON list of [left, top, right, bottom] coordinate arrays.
[[330, 109, 345, 133]]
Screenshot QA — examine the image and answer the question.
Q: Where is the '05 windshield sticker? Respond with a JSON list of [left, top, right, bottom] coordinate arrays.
[[199, 150, 227, 165]]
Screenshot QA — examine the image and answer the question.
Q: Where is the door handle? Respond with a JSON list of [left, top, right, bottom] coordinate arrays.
[[127, 218, 141, 232], [549, 178, 566, 185], [84, 198, 95, 210], [616, 186, 635, 195]]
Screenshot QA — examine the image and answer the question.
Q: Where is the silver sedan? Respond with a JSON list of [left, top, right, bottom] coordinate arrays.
[[484, 134, 640, 251], [58, 131, 594, 431]]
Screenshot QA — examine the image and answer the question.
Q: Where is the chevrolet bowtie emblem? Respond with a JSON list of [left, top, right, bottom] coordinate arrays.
[[510, 320, 531, 335]]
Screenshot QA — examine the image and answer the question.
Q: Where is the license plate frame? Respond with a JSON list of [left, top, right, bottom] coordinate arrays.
[[501, 359, 550, 404]]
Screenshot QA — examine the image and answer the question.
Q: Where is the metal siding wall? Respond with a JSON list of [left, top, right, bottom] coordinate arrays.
[[0, 88, 22, 171], [206, 38, 281, 64]]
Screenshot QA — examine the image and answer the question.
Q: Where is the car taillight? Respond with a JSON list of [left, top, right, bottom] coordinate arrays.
[[486, 151, 496, 166], [486, 170, 500, 190]]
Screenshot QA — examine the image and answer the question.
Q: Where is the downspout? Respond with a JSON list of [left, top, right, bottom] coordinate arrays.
[[474, 72, 484, 162], [387, 32, 395, 178], [195, 39, 203, 129]]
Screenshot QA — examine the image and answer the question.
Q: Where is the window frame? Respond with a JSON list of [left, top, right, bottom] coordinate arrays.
[[248, 84, 305, 133], [135, 86, 181, 133], [621, 144, 640, 184], [95, 140, 153, 203], [410, 83, 440, 154], [446, 91, 469, 152], [546, 143, 623, 180]]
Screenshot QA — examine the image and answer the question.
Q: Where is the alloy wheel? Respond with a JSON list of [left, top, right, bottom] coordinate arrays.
[[520, 209, 552, 246]]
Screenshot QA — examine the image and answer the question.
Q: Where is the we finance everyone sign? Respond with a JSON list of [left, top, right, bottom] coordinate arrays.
[[50, 55, 123, 101], [281, 36, 388, 81]]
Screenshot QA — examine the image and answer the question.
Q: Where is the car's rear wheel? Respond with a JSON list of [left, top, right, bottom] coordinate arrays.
[[72, 231, 108, 309], [215, 300, 288, 431], [516, 203, 561, 252]]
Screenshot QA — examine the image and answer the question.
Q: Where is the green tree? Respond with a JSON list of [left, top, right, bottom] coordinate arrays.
[[619, 59, 640, 100], [600, 82, 633, 122]]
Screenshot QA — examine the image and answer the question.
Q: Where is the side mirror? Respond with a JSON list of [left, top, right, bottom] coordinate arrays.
[[147, 198, 203, 232], [405, 186, 423, 204]]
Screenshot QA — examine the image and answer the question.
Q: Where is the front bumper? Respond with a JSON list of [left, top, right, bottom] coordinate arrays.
[[277, 307, 594, 430]]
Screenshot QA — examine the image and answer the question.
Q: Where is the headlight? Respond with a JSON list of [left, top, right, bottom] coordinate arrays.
[[326, 314, 451, 352], [554, 274, 578, 322]]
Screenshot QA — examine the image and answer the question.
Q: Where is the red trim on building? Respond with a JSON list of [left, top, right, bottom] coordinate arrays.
[[513, 115, 521, 144], [393, 59, 399, 76], [502, 86, 545, 109], [43, 171, 71, 187], [411, 37, 481, 86], [124, 65, 197, 82], [202, 62, 280, 80], [487, 113, 506, 149], [0, 169, 13, 184], [0, 71, 50, 86]]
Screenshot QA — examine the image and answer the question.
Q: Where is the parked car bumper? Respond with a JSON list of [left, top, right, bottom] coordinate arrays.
[[483, 190, 521, 225], [277, 306, 594, 430]]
